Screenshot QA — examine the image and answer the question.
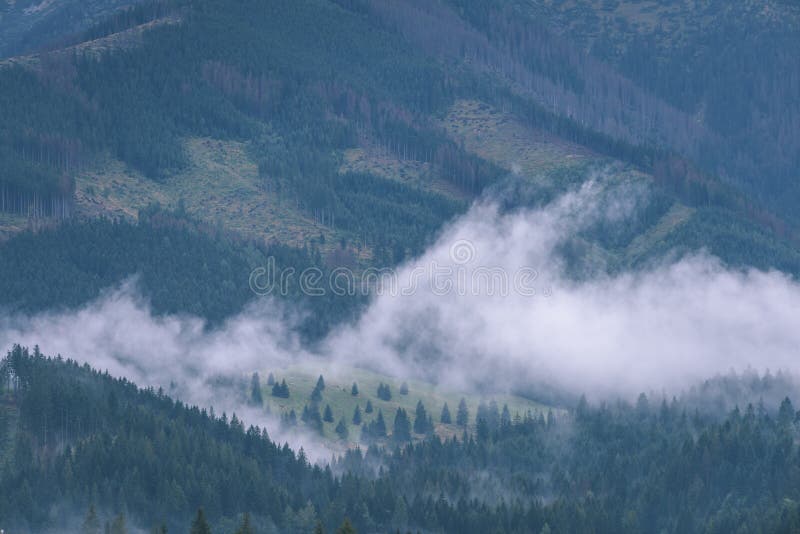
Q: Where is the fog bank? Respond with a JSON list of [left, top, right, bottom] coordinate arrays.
[[2, 178, 800, 436]]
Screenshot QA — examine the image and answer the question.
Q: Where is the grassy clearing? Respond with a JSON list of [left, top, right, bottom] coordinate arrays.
[[0, 213, 28, 241], [339, 146, 473, 203], [259, 364, 555, 447], [439, 99, 595, 185], [74, 137, 341, 249], [625, 203, 695, 261]]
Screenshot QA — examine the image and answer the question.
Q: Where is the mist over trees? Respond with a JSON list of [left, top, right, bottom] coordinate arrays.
[[6, 346, 800, 533], [1, 1, 800, 533]]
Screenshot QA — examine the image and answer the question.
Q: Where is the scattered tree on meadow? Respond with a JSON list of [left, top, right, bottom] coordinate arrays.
[[365, 399, 373, 413], [351, 382, 359, 396], [501, 404, 511, 428], [399, 382, 409, 395], [302, 404, 323, 432], [266, 372, 275, 386], [250, 372, 263, 406], [335, 417, 349, 439], [323, 404, 334, 423], [377, 383, 392, 401], [316, 375, 326, 391], [414, 400, 434, 434], [393, 408, 411, 442], [311, 384, 323, 402], [440, 402, 452, 424], [456, 398, 469, 427], [362, 408, 387, 440], [353, 405, 362, 425], [272, 379, 289, 398]]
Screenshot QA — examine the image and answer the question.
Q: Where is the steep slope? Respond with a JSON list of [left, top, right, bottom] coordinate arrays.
[[0, 0, 142, 57], [6, 347, 800, 533], [519, 0, 800, 224], [0, 0, 798, 327]]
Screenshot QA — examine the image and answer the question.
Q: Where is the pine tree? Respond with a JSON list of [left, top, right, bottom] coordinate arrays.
[[323, 404, 334, 422], [190, 509, 212, 534], [266, 372, 275, 386], [501, 404, 511, 428], [311, 385, 323, 402], [440, 402, 452, 424], [374, 409, 387, 437], [413, 400, 431, 434], [250, 372, 263, 406], [272, 379, 290, 398], [393, 408, 411, 442], [351, 382, 359, 396], [365, 399, 373, 413], [399, 381, 409, 395], [82, 503, 101, 534], [335, 417, 349, 439], [377, 383, 392, 401], [316, 375, 326, 391], [456, 398, 469, 427], [353, 405, 362, 425]]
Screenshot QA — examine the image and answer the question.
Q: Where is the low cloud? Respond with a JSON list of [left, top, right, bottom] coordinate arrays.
[[3, 176, 800, 449]]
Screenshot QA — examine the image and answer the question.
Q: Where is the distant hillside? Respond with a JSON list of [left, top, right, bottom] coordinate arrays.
[[0, 0, 141, 57], [1, 0, 799, 326]]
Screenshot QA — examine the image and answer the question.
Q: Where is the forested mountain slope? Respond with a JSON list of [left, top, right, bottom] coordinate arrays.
[[522, 0, 800, 222], [5, 346, 800, 533], [1, 0, 799, 329], [0, 0, 141, 57]]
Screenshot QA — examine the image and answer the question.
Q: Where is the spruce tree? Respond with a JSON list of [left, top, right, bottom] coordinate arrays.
[[273, 379, 290, 398], [456, 398, 469, 427], [501, 404, 511, 427], [377, 383, 392, 401], [351, 382, 359, 396], [393, 408, 411, 442], [365, 399, 373, 413], [375, 409, 387, 437], [413, 400, 430, 434], [335, 417, 349, 439], [311, 385, 323, 402], [400, 381, 409, 395], [250, 372, 263, 406], [353, 405, 362, 425], [266, 372, 275, 386], [190, 509, 212, 534], [440, 402, 452, 424], [316, 375, 326, 390], [323, 404, 334, 422]]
